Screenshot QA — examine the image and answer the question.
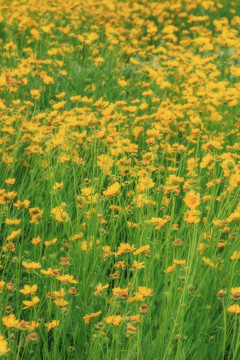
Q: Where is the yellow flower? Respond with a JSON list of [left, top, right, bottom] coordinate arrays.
[[45, 320, 59, 331], [56, 274, 77, 284], [112, 287, 129, 298], [53, 299, 68, 307], [5, 218, 21, 226], [231, 288, 240, 299], [43, 75, 54, 84], [173, 259, 186, 266], [0, 281, 5, 292], [23, 296, 40, 309], [6, 229, 21, 241], [104, 315, 122, 326], [184, 190, 200, 209], [130, 57, 139, 65], [200, 154, 214, 169], [114, 261, 126, 269], [29, 207, 44, 224], [51, 203, 69, 222], [202, 257, 218, 268], [17, 321, 40, 331], [230, 66, 240, 77], [229, 173, 240, 188], [218, 241, 227, 249], [55, 92, 66, 99], [164, 264, 176, 273], [126, 314, 140, 322], [14, 199, 30, 209], [132, 261, 145, 269], [197, 243, 209, 254], [149, 217, 169, 230], [31, 236, 41, 245], [103, 182, 120, 197], [93, 283, 109, 296], [2, 314, 19, 328], [53, 182, 63, 190], [41, 268, 60, 276], [22, 261, 41, 270], [133, 245, 150, 255], [0, 335, 10, 355], [118, 78, 128, 87], [137, 177, 155, 193], [184, 209, 201, 224], [70, 95, 81, 101], [20, 284, 37, 296], [230, 251, 240, 260], [227, 304, 240, 314], [47, 288, 66, 299], [137, 286, 154, 297], [30, 89, 40, 100], [5, 178, 15, 185], [217, 289, 227, 297], [53, 101, 66, 111], [44, 238, 58, 247], [83, 311, 102, 324], [70, 233, 83, 241], [114, 243, 135, 256]]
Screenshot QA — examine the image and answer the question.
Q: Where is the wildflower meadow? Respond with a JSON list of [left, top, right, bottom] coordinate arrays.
[[0, 0, 240, 359]]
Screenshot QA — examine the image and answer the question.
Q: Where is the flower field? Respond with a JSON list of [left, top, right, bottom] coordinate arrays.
[[0, 0, 240, 358]]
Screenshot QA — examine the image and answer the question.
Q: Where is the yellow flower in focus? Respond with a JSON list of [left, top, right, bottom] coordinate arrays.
[[184, 190, 200, 209], [20, 284, 37, 296], [103, 182, 120, 197]]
